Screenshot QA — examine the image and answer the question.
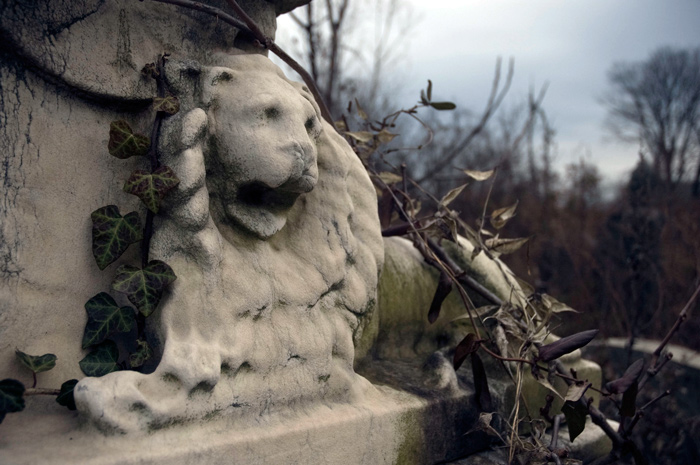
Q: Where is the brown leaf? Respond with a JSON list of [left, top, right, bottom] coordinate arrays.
[[346, 131, 374, 143], [440, 184, 467, 207], [484, 236, 530, 255], [606, 359, 644, 394], [377, 172, 403, 185], [472, 353, 493, 411], [463, 169, 495, 181], [565, 381, 592, 403], [538, 329, 599, 362], [428, 271, 453, 324], [490, 200, 519, 229], [453, 333, 479, 370]]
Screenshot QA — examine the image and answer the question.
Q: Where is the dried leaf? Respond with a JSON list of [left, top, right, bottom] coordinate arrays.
[[79, 340, 120, 377], [484, 237, 530, 255], [561, 401, 588, 442], [355, 98, 368, 120], [426, 80, 433, 101], [531, 365, 564, 400], [428, 271, 453, 324], [538, 329, 599, 362], [123, 165, 180, 213], [56, 379, 78, 411], [490, 200, 519, 229], [430, 101, 457, 111], [112, 260, 177, 317], [605, 359, 644, 394], [463, 169, 495, 181], [454, 333, 479, 370], [108, 120, 149, 159], [91, 206, 142, 270], [153, 95, 180, 115], [345, 131, 374, 143], [472, 353, 493, 411], [621, 381, 638, 417], [377, 172, 403, 185], [565, 382, 592, 403], [376, 128, 398, 145], [15, 351, 57, 374], [381, 223, 411, 237], [440, 184, 467, 207]]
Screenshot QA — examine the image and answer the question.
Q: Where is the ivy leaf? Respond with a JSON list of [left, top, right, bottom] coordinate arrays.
[[153, 95, 180, 115], [82, 292, 136, 349], [112, 260, 177, 317], [129, 339, 153, 368], [79, 340, 120, 377], [0, 379, 25, 423], [56, 379, 79, 411], [91, 206, 142, 270], [108, 120, 149, 159], [123, 165, 180, 213], [429, 101, 456, 111], [15, 350, 57, 374], [561, 400, 588, 442], [538, 329, 599, 362]]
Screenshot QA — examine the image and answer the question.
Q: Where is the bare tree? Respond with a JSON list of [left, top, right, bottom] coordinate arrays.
[[604, 47, 700, 193], [282, 0, 414, 118]]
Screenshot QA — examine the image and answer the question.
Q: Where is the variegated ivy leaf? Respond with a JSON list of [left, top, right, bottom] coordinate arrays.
[[82, 292, 136, 349], [15, 350, 57, 374], [112, 260, 177, 317], [91, 205, 142, 270], [123, 166, 180, 213], [108, 120, 150, 159], [79, 340, 120, 377], [153, 95, 180, 115]]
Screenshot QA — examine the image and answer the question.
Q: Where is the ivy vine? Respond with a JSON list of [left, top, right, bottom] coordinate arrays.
[[0, 54, 180, 423]]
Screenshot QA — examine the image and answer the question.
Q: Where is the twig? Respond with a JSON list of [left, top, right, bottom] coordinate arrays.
[[626, 390, 671, 434], [24, 388, 61, 396], [146, 0, 334, 124], [224, 0, 334, 123]]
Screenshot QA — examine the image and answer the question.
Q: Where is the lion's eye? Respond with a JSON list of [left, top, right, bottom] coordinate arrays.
[[305, 116, 316, 132], [264, 107, 280, 119]]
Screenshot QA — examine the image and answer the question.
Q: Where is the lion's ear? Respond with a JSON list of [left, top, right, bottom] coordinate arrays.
[[291, 80, 323, 125], [202, 66, 239, 108]]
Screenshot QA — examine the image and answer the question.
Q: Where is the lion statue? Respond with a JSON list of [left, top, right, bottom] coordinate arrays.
[[74, 54, 385, 432]]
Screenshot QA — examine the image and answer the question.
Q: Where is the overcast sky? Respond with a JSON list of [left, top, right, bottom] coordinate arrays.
[[278, 0, 700, 182]]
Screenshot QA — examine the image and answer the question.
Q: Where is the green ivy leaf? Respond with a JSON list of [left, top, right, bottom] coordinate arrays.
[[123, 166, 180, 213], [153, 95, 180, 115], [129, 339, 153, 368], [429, 101, 456, 111], [0, 379, 25, 424], [91, 206, 142, 270], [561, 400, 589, 442], [15, 350, 57, 374], [79, 340, 120, 377], [56, 379, 79, 411], [82, 292, 136, 349], [112, 260, 177, 317], [108, 120, 150, 159]]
